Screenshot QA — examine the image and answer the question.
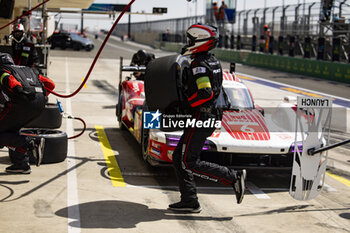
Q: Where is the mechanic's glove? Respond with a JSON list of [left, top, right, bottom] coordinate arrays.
[[13, 86, 36, 101]]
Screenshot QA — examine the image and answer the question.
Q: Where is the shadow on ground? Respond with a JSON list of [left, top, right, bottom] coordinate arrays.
[[56, 200, 232, 229]]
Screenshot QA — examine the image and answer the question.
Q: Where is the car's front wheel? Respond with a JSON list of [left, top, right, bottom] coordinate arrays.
[[117, 93, 126, 130], [141, 125, 150, 162]]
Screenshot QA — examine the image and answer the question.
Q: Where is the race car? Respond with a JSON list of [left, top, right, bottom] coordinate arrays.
[[116, 55, 306, 168]]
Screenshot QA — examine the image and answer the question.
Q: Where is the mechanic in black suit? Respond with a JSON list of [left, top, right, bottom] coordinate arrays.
[[130, 49, 155, 80], [0, 53, 55, 174], [10, 23, 39, 67], [169, 24, 246, 213]]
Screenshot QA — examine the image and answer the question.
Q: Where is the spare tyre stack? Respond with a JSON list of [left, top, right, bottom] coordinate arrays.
[[9, 103, 68, 164]]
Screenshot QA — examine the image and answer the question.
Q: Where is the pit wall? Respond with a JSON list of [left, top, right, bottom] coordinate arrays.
[[153, 41, 350, 84]]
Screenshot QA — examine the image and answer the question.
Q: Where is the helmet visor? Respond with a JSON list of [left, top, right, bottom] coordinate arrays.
[[186, 32, 196, 46], [13, 31, 23, 40]]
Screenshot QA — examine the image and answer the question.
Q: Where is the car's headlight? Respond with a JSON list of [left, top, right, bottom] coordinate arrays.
[[165, 134, 215, 151], [290, 141, 303, 153], [165, 134, 180, 147]]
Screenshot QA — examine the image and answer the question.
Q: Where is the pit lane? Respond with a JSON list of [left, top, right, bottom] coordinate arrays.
[[0, 35, 349, 233]]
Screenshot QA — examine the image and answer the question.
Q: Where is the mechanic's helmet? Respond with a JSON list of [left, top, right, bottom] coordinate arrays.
[[136, 50, 148, 63], [134, 49, 155, 66], [12, 23, 25, 43], [0, 53, 15, 65], [181, 23, 218, 56]]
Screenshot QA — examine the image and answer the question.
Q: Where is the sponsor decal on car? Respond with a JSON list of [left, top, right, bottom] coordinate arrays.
[[221, 109, 270, 140]]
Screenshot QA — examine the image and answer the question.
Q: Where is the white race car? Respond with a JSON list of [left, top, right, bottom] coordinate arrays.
[[139, 71, 305, 168]]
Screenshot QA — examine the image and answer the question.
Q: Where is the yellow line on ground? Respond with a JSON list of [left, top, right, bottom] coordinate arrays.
[[280, 87, 324, 98], [326, 171, 350, 188], [236, 74, 256, 80], [95, 125, 126, 187]]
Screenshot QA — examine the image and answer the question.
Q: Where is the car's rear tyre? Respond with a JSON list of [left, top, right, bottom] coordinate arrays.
[[117, 92, 127, 131], [9, 129, 68, 164], [116, 92, 122, 120], [118, 120, 127, 131], [141, 103, 150, 162], [141, 126, 150, 162]]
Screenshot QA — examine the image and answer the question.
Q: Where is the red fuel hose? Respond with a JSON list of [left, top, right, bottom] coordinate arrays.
[[67, 116, 86, 139], [1, 0, 135, 139], [47, 0, 135, 98]]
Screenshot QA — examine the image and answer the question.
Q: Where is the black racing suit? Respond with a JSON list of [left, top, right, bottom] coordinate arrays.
[[172, 52, 237, 203], [0, 64, 54, 165], [12, 37, 39, 67]]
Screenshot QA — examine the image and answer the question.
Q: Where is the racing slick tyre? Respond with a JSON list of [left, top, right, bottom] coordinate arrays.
[[116, 90, 122, 120], [144, 54, 189, 115], [141, 126, 150, 162], [25, 103, 62, 129], [9, 129, 68, 164], [116, 93, 127, 131]]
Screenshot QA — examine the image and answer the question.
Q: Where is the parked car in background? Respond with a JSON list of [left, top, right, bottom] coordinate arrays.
[[48, 32, 94, 51]]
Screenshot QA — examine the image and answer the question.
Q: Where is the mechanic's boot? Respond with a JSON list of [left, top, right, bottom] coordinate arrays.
[[168, 200, 202, 213], [5, 163, 31, 174], [232, 169, 246, 204], [28, 138, 45, 167]]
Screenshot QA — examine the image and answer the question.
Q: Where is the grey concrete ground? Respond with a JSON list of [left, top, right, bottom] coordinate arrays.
[[0, 35, 349, 233]]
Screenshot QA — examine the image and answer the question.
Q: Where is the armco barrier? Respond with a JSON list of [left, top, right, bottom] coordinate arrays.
[[154, 41, 350, 84]]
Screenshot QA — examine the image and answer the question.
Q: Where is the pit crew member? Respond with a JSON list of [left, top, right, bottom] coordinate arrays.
[[0, 53, 55, 173], [11, 23, 39, 67], [168, 24, 246, 213]]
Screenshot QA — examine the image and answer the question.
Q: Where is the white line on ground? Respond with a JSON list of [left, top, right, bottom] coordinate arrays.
[[324, 183, 337, 192], [246, 182, 271, 199], [237, 72, 350, 103], [66, 57, 81, 233]]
